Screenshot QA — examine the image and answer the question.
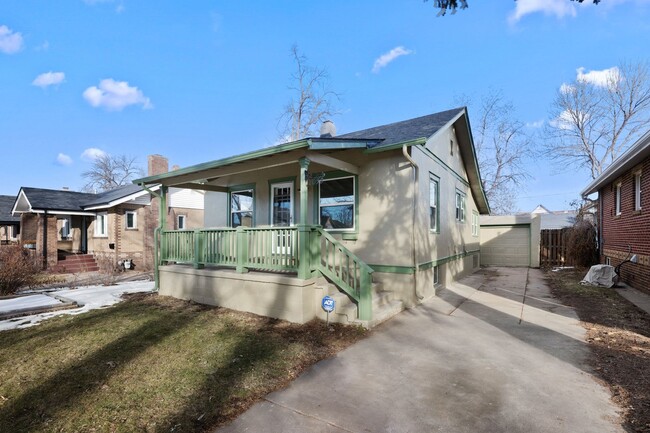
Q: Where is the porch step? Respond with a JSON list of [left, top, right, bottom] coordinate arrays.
[[52, 254, 99, 273]]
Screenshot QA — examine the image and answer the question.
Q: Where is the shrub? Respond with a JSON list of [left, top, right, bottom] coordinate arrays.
[[0, 245, 43, 295], [565, 220, 599, 268]]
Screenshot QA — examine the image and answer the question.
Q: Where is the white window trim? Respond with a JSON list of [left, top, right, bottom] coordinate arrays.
[[230, 188, 255, 228], [455, 191, 466, 222], [319, 175, 356, 232], [60, 216, 72, 240], [94, 212, 108, 237], [429, 176, 439, 233], [471, 211, 479, 236], [177, 214, 187, 230], [125, 210, 137, 229], [615, 182, 622, 216], [634, 172, 642, 211]]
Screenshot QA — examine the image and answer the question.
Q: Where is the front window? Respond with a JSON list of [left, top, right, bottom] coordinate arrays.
[[455, 191, 466, 222], [615, 182, 622, 215], [59, 217, 71, 240], [125, 210, 137, 229], [231, 189, 254, 227], [177, 215, 186, 230], [429, 177, 439, 232], [634, 172, 642, 211], [319, 176, 355, 230], [95, 212, 108, 237]]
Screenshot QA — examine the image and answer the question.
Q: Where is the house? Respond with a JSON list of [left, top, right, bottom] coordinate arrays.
[[134, 107, 490, 326], [0, 195, 20, 244], [528, 204, 577, 230], [582, 130, 650, 295], [11, 155, 204, 273]]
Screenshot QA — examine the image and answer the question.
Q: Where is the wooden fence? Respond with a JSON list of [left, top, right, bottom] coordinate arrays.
[[539, 229, 573, 267]]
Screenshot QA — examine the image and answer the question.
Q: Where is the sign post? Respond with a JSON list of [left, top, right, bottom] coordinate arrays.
[[321, 295, 335, 326]]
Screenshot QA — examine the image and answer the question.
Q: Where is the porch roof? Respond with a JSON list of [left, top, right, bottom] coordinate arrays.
[[0, 195, 20, 224]]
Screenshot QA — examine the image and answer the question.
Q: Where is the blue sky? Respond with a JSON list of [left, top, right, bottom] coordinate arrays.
[[1, 0, 649, 212]]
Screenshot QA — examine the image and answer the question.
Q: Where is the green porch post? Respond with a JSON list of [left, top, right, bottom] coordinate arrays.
[[297, 157, 311, 279], [159, 186, 168, 264]]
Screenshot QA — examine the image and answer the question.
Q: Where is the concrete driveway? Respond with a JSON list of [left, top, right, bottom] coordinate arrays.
[[216, 267, 622, 433]]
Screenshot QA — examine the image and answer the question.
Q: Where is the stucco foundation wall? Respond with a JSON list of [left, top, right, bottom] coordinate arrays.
[[159, 265, 320, 323]]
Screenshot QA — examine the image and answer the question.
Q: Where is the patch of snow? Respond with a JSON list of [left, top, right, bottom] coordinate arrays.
[[0, 280, 155, 332], [0, 294, 63, 314]]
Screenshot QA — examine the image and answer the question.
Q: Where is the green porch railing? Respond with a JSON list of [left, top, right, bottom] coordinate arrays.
[[309, 227, 373, 321], [159, 225, 372, 320]]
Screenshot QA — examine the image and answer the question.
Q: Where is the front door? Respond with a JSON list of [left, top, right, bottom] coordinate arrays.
[[271, 182, 294, 254]]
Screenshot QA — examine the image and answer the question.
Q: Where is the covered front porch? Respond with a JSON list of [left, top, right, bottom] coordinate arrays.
[[140, 140, 389, 323]]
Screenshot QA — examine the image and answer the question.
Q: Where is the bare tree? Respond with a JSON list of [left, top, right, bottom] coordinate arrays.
[[459, 90, 532, 214], [546, 61, 650, 179], [425, 0, 600, 17], [279, 45, 340, 142], [82, 154, 144, 192]]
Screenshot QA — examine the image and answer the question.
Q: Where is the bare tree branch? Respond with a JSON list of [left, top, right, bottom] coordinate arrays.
[[545, 61, 650, 180], [82, 154, 144, 192], [278, 45, 340, 142]]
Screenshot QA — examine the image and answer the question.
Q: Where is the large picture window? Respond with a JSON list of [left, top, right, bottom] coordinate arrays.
[[230, 189, 254, 227], [429, 177, 439, 232], [319, 176, 355, 230]]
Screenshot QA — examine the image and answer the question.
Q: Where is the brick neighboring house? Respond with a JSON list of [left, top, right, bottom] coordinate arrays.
[[11, 155, 204, 272], [582, 130, 650, 294], [0, 195, 20, 244]]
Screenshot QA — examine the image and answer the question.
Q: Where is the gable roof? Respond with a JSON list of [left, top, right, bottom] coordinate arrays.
[[0, 195, 20, 224], [582, 129, 650, 197], [12, 184, 153, 215]]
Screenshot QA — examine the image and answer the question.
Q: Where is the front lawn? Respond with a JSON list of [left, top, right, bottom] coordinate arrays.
[[0, 293, 366, 433]]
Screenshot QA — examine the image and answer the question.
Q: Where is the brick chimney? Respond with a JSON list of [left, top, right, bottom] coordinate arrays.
[[148, 154, 169, 176]]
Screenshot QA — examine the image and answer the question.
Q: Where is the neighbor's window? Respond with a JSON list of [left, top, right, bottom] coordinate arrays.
[[125, 210, 137, 229], [455, 191, 466, 222], [319, 176, 355, 230], [472, 211, 479, 236], [231, 189, 254, 228], [634, 172, 642, 211], [59, 217, 71, 239], [429, 177, 439, 232], [95, 212, 108, 237], [177, 215, 186, 230], [615, 182, 622, 215]]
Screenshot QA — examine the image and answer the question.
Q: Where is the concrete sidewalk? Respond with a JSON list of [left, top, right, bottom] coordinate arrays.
[[216, 267, 622, 433]]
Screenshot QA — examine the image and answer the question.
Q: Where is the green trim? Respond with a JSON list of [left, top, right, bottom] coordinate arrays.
[[307, 139, 373, 150], [134, 139, 310, 184], [369, 250, 480, 274], [363, 138, 427, 154], [341, 232, 359, 241], [268, 176, 296, 226], [479, 223, 531, 228], [417, 144, 470, 188], [316, 171, 359, 236], [228, 183, 256, 227]]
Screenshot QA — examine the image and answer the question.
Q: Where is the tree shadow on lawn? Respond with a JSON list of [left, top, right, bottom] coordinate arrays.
[[0, 297, 202, 433]]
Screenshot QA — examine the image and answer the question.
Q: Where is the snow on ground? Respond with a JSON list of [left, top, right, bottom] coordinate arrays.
[[0, 280, 155, 332]]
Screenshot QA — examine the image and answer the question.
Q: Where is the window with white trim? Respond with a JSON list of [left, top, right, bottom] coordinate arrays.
[[59, 217, 71, 240], [433, 265, 440, 286], [455, 191, 466, 222], [319, 176, 355, 230], [634, 172, 642, 211], [471, 211, 479, 236], [125, 210, 137, 229], [95, 212, 108, 237], [177, 214, 186, 230], [230, 189, 254, 227], [615, 182, 622, 215], [429, 176, 439, 232]]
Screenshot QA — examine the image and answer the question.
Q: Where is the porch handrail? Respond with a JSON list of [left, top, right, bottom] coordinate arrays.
[[311, 227, 373, 321]]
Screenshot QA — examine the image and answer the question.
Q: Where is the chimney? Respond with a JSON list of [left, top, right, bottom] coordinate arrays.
[[320, 120, 336, 138], [171, 164, 180, 171], [148, 154, 169, 176]]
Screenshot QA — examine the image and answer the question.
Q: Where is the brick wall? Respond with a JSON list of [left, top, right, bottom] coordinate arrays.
[[34, 214, 58, 270], [600, 157, 650, 294]]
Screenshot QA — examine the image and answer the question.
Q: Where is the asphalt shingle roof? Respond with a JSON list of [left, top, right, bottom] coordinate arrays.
[[82, 184, 145, 207], [19, 184, 146, 212], [0, 195, 20, 223], [337, 107, 464, 148]]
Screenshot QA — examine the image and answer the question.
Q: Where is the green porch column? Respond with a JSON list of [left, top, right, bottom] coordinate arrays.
[[297, 157, 311, 279], [158, 186, 168, 267]]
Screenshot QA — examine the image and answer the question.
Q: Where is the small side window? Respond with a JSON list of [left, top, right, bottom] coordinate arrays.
[[125, 210, 137, 229], [177, 215, 186, 230]]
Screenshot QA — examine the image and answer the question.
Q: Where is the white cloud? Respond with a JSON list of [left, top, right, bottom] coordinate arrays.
[[81, 148, 108, 161], [508, 0, 577, 23], [56, 153, 73, 166], [372, 46, 414, 74], [35, 40, 50, 51], [32, 71, 65, 88], [526, 119, 544, 128], [0, 25, 24, 54], [576, 66, 620, 87], [559, 83, 575, 94], [550, 109, 586, 131], [83, 79, 153, 111]]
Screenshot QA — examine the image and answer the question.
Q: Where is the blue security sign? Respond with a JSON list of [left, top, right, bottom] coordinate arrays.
[[321, 295, 335, 313]]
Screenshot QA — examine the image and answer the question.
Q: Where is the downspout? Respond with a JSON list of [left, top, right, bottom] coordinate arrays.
[[140, 183, 163, 291], [402, 145, 423, 300]]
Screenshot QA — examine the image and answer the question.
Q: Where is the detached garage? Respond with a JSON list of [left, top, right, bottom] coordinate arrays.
[[480, 215, 541, 268]]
